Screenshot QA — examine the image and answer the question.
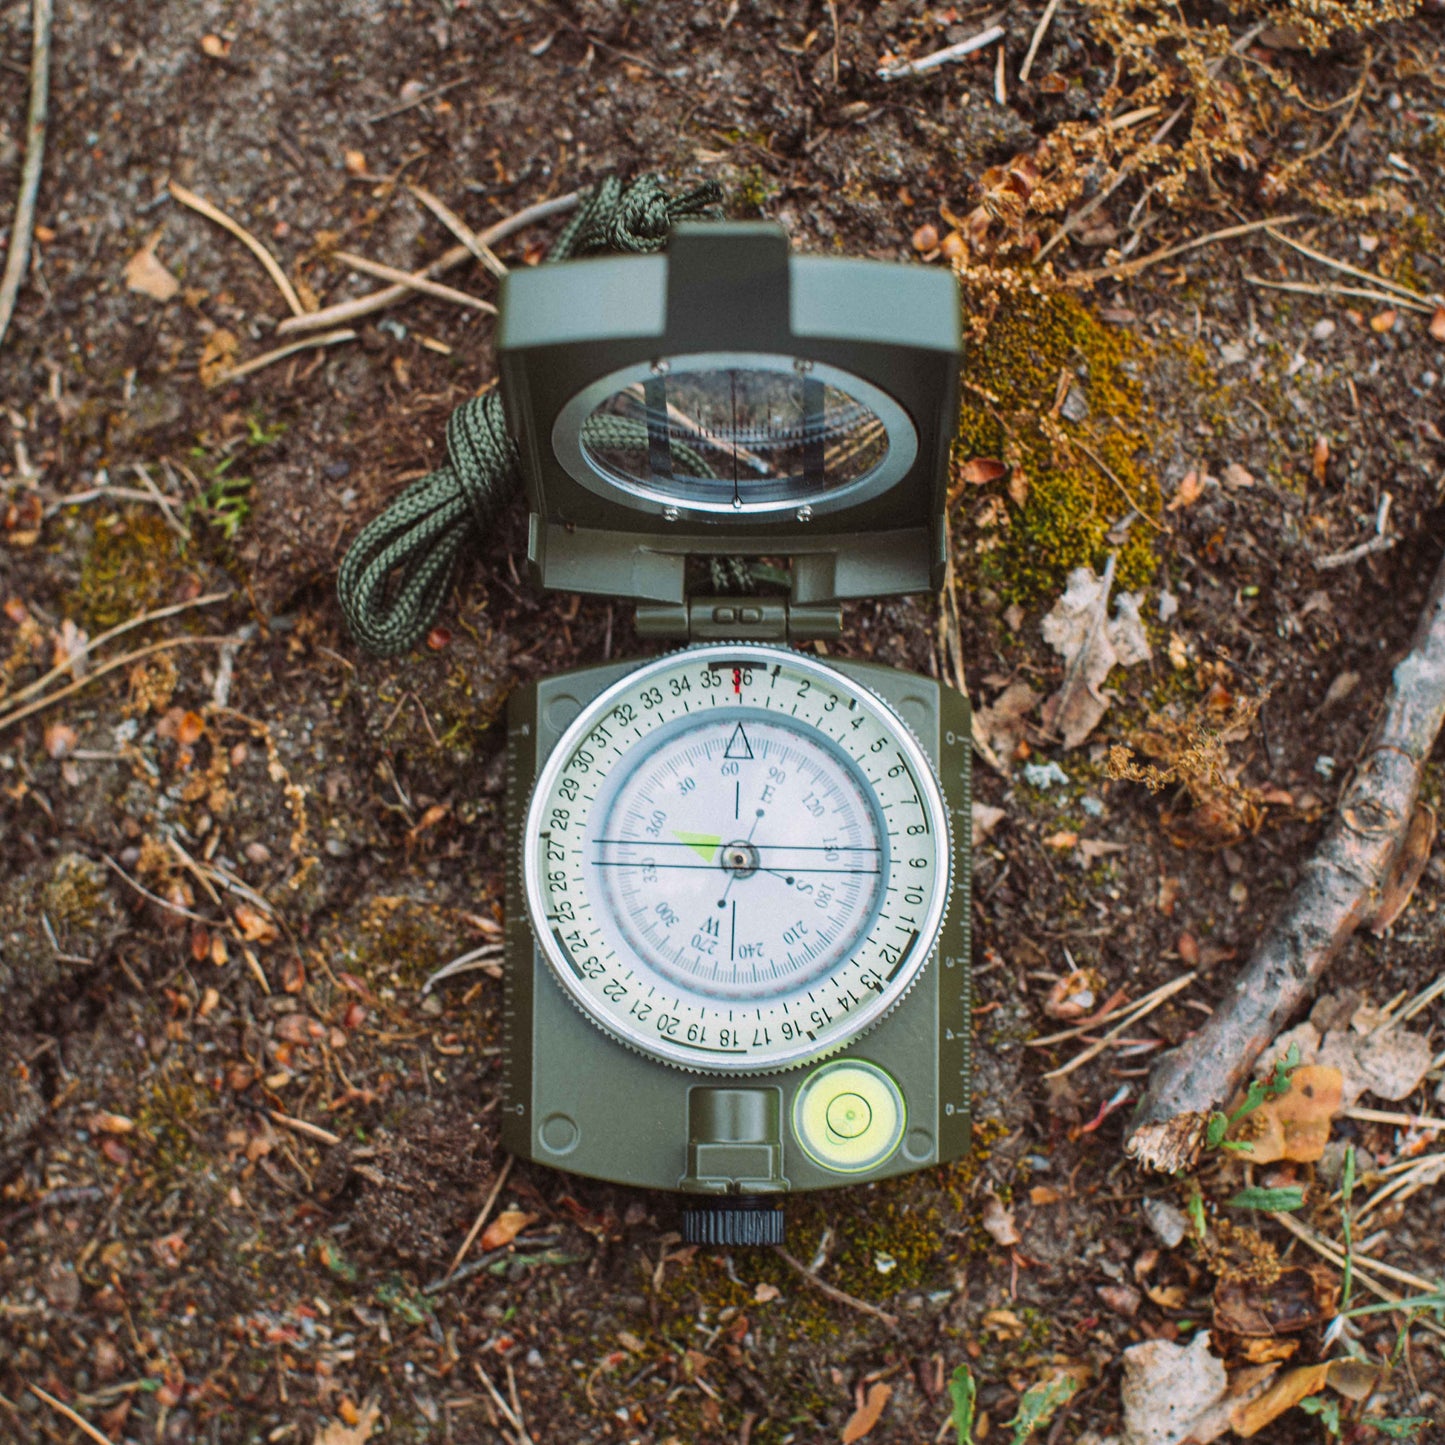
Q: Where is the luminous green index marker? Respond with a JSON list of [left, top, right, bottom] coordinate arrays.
[[672, 830, 722, 862]]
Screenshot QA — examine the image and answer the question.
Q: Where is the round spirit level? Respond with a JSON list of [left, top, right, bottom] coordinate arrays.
[[522, 643, 952, 1074]]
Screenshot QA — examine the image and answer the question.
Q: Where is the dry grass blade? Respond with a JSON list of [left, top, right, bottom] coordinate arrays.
[[278, 189, 580, 337], [211, 327, 357, 386], [168, 181, 308, 317], [1079, 215, 1301, 284], [0, 634, 236, 734], [1068, 434, 1166, 531], [1265, 227, 1442, 306], [1018, 0, 1061, 83], [1344, 1105, 1445, 1131], [0, 0, 52, 348], [877, 24, 1003, 80], [332, 251, 498, 314], [0, 591, 231, 714], [28, 1385, 117, 1445], [407, 183, 508, 280], [267, 1109, 342, 1147], [1270, 1210, 1445, 1313], [1043, 972, 1196, 1079], [1246, 273, 1434, 314], [775, 1247, 900, 1328], [447, 1155, 515, 1278]]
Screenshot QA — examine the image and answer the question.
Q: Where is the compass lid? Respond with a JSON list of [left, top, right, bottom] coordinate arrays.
[[498, 222, 961, 610]]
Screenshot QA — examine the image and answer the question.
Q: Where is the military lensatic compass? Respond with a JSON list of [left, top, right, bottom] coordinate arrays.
[[498, 220, 970, 1245]]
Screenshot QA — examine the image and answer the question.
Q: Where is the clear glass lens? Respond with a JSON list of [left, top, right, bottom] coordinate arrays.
[[580, 361, 889, 507]]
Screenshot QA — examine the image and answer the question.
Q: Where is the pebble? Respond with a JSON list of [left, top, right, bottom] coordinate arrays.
[[1142, 1197, 1188, 1249], [1311, 318, 1337, 341], [1060, 385, 1090, 422], [1315, 754, 1337, 780]]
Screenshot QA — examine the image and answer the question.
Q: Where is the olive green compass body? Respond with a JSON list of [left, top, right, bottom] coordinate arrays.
[[497, 221, 970, 1241]]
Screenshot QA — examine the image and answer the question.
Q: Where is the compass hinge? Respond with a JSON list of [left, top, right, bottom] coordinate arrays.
[[634, 598, 842, 644]]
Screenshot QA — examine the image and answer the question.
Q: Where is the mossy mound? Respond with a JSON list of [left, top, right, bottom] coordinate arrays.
[[75, 509, 189, 632], [954, 273, 1160, 605]]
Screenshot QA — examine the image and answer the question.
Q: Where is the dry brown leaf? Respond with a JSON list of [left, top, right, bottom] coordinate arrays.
[[91, 1111, 135, 1135], [1232, 1065, 1343, 1164], [125, 234, 180, 302], [1232, 1363, 1328, 1436], [343, 149, 368, 176], [1045, 968, 1107, 1022], [1431, 306, 1445, 342], [841, 1382, 892, 1444], [233, 903, 278, 944], [1370, 308, 1397, 333], [973, 680, 1040, 761], [1167, 469, 1204, 511], [1311, 436, 1329, 483], [480, 1208, 536, 1251], [1238, 1337, 1299, 1364], [1221, 462, 1255, 490], [1368, 801, 1435, 934], [199, 329, 239, 386], [43, 721, 77, 759], [971, 802, 1006, 847], [981, 1187, 1021, 1247], [1212, 1264, 1336, 1337], [200, 33, 230, 58], [1044, 830, 1078, 850], [959, 457, 1008, 486], [315, 1399, 381, 1445]]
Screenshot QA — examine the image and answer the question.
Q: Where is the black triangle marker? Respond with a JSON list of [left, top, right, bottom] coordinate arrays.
[[723, 722, 754, 760]]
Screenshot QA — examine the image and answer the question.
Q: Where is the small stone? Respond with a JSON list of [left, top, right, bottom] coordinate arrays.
[[1060, 386, 1090, 422], [244, 842, 272, 864], [1142, 1197, 1187, 1249], [1311, 318, 1337, 341]]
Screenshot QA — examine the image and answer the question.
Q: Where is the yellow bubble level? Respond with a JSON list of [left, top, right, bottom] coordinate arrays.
[[794, 1060, 905, 1173]]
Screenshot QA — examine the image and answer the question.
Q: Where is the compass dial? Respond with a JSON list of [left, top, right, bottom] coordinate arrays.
[[523, 644, 951, 1073]]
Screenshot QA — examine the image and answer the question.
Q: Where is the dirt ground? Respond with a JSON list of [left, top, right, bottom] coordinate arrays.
[[3, 1, 1445, 1442]]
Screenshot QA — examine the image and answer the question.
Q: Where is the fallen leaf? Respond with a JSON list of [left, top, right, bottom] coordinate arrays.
[[91, 1112, 135, 1135], [973, 680, 1040, 761], [1044, 830, 1078, 850], [1166, 469, 1204, 511], [841, 1382, 891, 1444], [1311, 436, 1329, 483], [315, 1399, 381, 1445], [200, 33, 230, 58], [971, 802, 1006, 847], [1213, 1264, 1336, 1337], [1099, 1284, 1141, 1317], [176, 710, 206, 745], [1030, 1185, 1062, 1205], [1368, 801, 1435, 934], [1231, 1361, 1330, 1436], [1183, 1364, 1282, 1443], [43, 721, 77, 759], [1079, 838, 1126, 862], [1232, 1065, 1343, 1164], [1040, 559, 1152, 748], [1343, 1025, 1433, 1102], [1431, 306, 1445, 342], [1045, 968, 1107, 1021], [233, 903, 278, 944], [125, 233, 180, 301], [480, 1209, 536, 1251], [1008, 467, 1029, 507], [958, 457, 1008, 486], [199, 329, 239, 387], [1221, 462, 1255, 490], [344, 149, 368, 176], [1121, 1332, 1227, 1445], [753, 1282, 780, 1303], [981, 1187, 1021, 1247], [1370, 308, 1397, 333]]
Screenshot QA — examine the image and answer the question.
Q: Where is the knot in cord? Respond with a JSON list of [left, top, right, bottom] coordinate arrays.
[[337, 173, 724, 656]]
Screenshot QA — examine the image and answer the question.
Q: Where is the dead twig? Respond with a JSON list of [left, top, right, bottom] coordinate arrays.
[[168, 181, 308, 317], [774, 1247, 900, 1329], [266, 1108, 342, 1148], [277, 189, 580, 338], [29, 1384, 119, 1445], [1245, 274, 1433, 314], [1043, 972, 1196, 1080], [1315, 492, 1395, 570], [1078, 215, 1301, 284], [1128, 545, 1445, 1170], [211, 327, 357, 386], [364, 75, 470, 125], [446, 1155, 515, 1278], [407, 183, 508, 280], [877, 25, 1004, 81], [0, 590, 230, 715], [1018, 0, 1061, 83], [422, 942, 505, 994], [1266, 227, 1443, 307], [0, 633, 236, 734], [0, 0, 51, 348], [331, 250, 497, 315]]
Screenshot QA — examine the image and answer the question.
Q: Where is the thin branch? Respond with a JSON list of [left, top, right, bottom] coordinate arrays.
[[1245, 274, 1433, 314], [0, 590, 231, 715], [0, 0, 52, 348], [1019, 0, 1061, 83], [1266, 227, 1443, 307], [101, 854, 215, 925], [447, 1155, 514, 1278], [1068, 434, 1166, 532], [877, 25, 1004, 81], [266, 1108, 343, 1148], [1043, 972, 1196, 1079], [1078, 215, 1301, 284], [28, 1385, 118, 1445], [0, 633, 236, 734], [364, 74, 470, 124], [332, 250, 497, 314], [276, 190, 581, 338], [168, 181, 308, 317], [775, 1247, 900, 1329], [1129, 546, 1445, 1170], [407, 183, 508, 280], [210, 327, 357, 386]]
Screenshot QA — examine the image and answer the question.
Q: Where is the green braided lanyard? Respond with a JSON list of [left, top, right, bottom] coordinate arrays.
[[336, 174, 725, 657]]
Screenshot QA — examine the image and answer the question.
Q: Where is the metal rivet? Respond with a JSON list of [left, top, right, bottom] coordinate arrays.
[[793, 357, 813, 374], [662, 505, 679, 522], [650, 358, 670, 376], [796, 504, 813, 522]]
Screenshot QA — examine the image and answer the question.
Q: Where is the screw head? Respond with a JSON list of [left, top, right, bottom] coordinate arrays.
[[650, 358, 670, 376], [662, 505, 679, 522], [796, 504, 813, 523], [793, 357, 814, 374]]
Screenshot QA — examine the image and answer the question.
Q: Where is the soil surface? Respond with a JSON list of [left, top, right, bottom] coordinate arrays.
[[3, 2, 1445, 1443]]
